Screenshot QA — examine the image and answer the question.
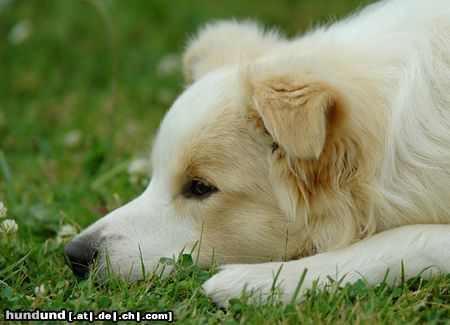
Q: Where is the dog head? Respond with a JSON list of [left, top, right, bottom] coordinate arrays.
[[65, 21, 381, 279]]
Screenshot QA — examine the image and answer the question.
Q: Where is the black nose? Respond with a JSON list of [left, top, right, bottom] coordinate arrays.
[[64, 239, 98, 278]]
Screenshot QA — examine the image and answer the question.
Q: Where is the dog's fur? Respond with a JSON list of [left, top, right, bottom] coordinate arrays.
[[67, 0, 450, 306]]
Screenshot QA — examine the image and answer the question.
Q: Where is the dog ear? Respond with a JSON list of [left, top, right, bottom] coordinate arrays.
[[249, 71, 337, 159], [183, 20, 283, 84]]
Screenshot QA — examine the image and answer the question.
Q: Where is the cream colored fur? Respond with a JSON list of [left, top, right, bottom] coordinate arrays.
[[67, 0, 450, 306]]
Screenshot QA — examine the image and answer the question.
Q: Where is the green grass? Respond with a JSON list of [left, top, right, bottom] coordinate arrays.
[[0, 0, 449, 323]]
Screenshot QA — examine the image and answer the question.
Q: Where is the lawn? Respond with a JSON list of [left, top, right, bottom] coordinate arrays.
[[0, 0, 449, 323]]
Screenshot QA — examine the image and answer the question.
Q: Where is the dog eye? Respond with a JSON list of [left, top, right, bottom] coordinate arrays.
[[186, 179, 217, 199]]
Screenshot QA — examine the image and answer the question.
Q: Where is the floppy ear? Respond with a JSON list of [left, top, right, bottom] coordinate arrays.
[[249, 71, 338, 159], [183, 20, 283, 83]]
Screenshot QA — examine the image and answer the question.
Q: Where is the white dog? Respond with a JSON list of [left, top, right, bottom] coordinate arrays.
[[65, 0, 450, 307]]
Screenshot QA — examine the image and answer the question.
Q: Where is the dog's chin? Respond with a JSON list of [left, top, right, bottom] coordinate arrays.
[[86, 255, 177, 282]]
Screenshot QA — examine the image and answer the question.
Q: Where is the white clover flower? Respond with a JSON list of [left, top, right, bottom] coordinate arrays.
[[56, 224, 78, 244], [0, 219, 18, 234], [34, 284, 46, 296], [63, 129, 82, 148], [8, 19, 33, 45], [156, 53, 180, 77], [128, 157, 151, 176], [0, 201, 7, 219], [128, 157, 151, 186]]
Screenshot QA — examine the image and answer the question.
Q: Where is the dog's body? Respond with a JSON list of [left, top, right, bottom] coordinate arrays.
[[65, 0, 450, 306]]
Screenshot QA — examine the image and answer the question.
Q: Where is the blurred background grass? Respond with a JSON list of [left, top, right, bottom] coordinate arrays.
[[0, 0, 372, 240]]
